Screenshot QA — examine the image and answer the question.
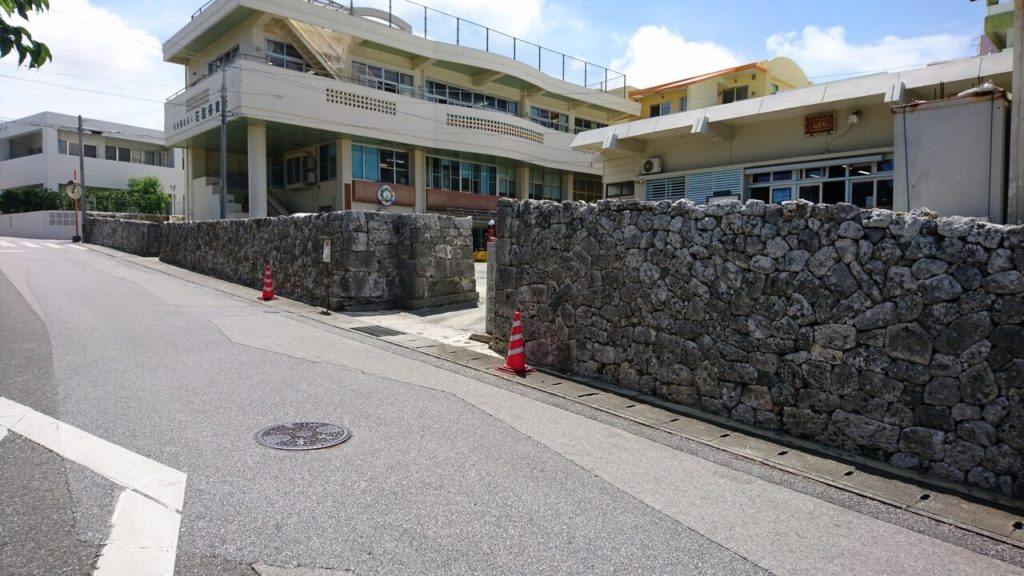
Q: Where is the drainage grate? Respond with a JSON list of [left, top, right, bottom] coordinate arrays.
[[255, 422, 352, 450], [350, 325, 406, 338]]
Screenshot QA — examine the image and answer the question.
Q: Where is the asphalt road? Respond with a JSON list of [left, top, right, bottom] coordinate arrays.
[[2, 237, 1024, 576]]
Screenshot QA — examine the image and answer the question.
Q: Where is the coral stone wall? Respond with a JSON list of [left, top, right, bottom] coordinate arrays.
[[90, 211, 476, 309], [491, 198, 1024, 498], [85, 213, 164, 256]]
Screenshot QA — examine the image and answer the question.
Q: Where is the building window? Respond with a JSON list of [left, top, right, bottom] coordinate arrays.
[[269, 156, 284, 189], [748, 159, 893, 208], [650, 102, 671, 117], [208, 45, 239, 75], [352, 61, 414, 97], [105, 145, 117, 160], [497, 166, 516, 198], [528, 107, 569, 132], [144, 150, 156, 165], [645, 176, 686, 201], [266, 39, 308, 72], [605, 181, 633, 199], [352, 144, 409, 184], [83, 144, 97, 158], [425, 80, 518, 115], [770, 83, 780, 94], [722, 85, 749, 104], [678, 96, 687, 112], [573, 175, 602, 203], [574, 118, 607, 134], [285, 156, 303, 185], [131, 149, 143, 164], [426, 156, 516, 196], [529, 168, 562, 200], [118, 147, 131, 162], [319, 143, 337, 181], [58, 139, 67, 154]]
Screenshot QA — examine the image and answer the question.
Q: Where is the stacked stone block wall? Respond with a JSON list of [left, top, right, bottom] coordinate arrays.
[[85, 213, 164, 257], [90, 211, 475, 309], [492, 198, 1024, 498]]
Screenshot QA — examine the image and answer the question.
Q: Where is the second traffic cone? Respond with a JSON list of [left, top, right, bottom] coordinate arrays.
[[496, 310, 535, 375], [260, 264, 276, 301]]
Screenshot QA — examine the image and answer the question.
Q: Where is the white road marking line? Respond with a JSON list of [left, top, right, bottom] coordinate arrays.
[[17, 241, 40, 248], [69, 245, 87, 250], [0, 250, 26, 253], [43, 243, 62, 249], [0, 398, 185, 576], [0, 398, 186, 510], [93, 490, 181, 576], [0, 240, 15, 247]]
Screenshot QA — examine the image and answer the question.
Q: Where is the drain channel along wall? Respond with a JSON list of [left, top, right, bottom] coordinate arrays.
[[152, 211, 477, 309], [490, 197, 1024, 500]]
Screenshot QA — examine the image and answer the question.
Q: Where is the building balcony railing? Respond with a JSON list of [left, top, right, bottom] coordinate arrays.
[[168, 54, 610, 136], [188, 0, 627, 96]]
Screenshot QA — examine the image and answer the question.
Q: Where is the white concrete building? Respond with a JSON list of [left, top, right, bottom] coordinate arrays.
[[0, 111, 186, 215], [163, 0, 638, 244], [572, 52, 1014, 222]]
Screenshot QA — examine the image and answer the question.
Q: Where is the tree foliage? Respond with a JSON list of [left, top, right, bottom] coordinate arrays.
[[0, 0, 51, 68], [124, 176, 170, 214], [0, 186, 68, 213]]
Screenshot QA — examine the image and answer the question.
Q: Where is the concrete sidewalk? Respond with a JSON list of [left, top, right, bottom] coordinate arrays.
[[80, 244, 1024, 551]]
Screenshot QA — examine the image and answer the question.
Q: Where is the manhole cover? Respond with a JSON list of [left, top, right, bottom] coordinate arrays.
[[254, 422, 351, 450], [350, 325, 405, 338]]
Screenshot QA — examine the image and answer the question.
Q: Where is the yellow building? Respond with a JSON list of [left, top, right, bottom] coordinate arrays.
[[630, 57, 811, 119]]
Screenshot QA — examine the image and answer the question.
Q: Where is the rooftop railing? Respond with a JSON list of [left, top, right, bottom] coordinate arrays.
[[188, 0, 627, 97]]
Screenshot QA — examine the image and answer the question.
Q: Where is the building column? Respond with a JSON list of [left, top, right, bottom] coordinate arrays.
[[517, 165, 530, 200], [563, 173, 574, 201], [247, 123, 268, 218], [1009, 0, 1024, 223], [414, 148, 426, 213], [339, 137, 352, 210]]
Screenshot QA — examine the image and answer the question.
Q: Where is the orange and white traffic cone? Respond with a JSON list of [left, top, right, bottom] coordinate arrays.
[[260, 264, 276, 301], [496, 310, 535, 375]]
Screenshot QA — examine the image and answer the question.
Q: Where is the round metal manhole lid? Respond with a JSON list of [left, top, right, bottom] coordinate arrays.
[[254, 422, 352, 450]]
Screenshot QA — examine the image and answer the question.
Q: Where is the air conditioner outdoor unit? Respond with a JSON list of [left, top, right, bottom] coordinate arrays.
[[640, 157, 662, 175]]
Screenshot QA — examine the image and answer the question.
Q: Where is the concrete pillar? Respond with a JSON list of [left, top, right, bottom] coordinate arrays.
[[563, 173, 574, 201], [1009, 0, 1024, 223], [339, 137, 352, 210], [414, 148, 426, 213], [517, 165, 530, 200], [247, 122, 267, 218]]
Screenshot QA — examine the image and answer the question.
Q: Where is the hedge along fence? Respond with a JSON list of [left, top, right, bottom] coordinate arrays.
[[491, 198, 1024, 499], [88, 211, 477, 310]]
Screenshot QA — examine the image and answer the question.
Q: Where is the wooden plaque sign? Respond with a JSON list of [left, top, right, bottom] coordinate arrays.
[[804, 112, 835, 136]]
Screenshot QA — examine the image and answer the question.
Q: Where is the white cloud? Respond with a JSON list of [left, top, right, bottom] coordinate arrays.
[[409, 0, 545, 40], [0, 0, 181, 130], [765, 26, 976, 81], [609, 26, 743, 89]]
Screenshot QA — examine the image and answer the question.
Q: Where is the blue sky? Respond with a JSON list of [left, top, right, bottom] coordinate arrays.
[[0, 0, 995, 129]]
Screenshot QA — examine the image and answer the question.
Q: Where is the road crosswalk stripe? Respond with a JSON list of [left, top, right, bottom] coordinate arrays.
[[69, 245, 87, 250], [0, 398, 185, 576], [17, 241, 40, 248], [0, 240, 15, 247], [43, 244, 61, 249]]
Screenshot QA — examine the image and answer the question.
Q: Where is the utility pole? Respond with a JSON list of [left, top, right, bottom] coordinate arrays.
[[220, 67, 228, 219], [77, 115, 86, 242]]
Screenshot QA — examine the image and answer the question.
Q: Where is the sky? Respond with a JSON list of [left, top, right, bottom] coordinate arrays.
[[0, 0, 995, 130]]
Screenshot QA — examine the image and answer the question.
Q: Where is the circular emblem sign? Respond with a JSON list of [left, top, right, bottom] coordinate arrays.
[[377, 184, 396, 206]]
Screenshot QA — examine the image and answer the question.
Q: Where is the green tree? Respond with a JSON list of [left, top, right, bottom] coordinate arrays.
[[125, 176, 170, 214], [0, 0, 51, 68], [0, 186, 67, 213]]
